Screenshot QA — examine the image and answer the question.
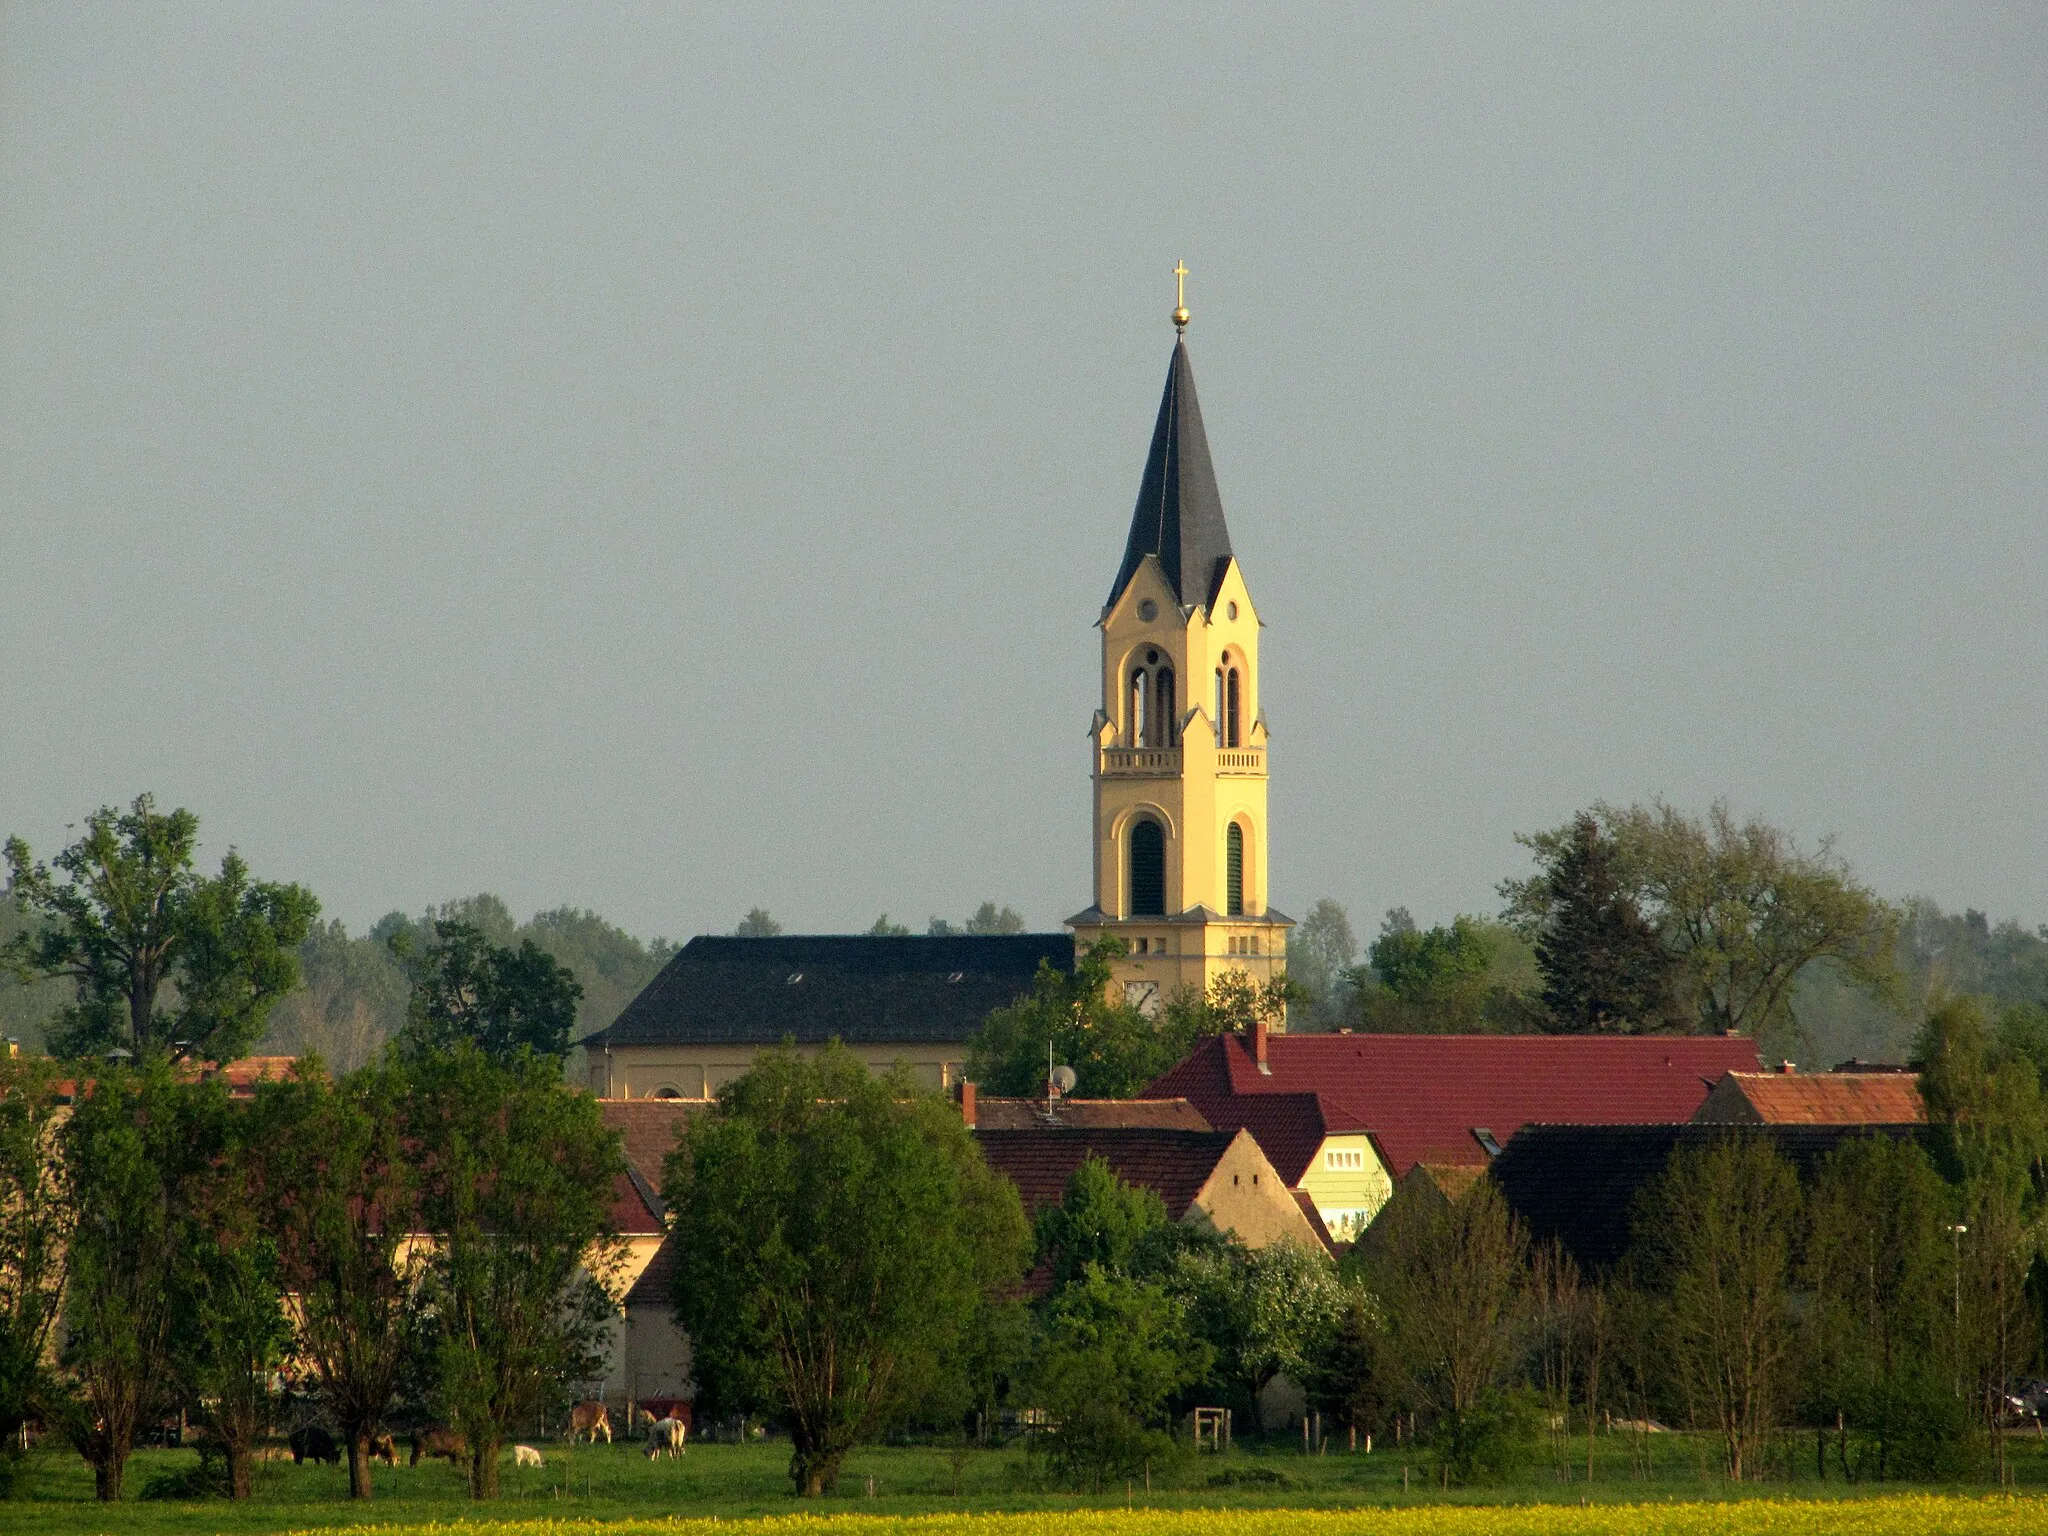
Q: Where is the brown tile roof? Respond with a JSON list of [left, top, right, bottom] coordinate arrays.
[[970, 1097, 1213, 1132], [974, 1127, 1239, 1222], [1702, 1071, 1925, 1126], [597, 1098, 708, 1183]]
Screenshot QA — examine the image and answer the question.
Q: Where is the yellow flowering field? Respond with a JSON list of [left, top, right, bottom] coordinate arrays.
[[299, 1494, 2048, 1536]]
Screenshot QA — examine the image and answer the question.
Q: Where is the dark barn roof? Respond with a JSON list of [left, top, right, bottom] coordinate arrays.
[[975, 1127, 1240, 1223], [1108, 340, 1235, 612], [579, 933, 1072, 1050], [1490, 1122, 1927, 1273]]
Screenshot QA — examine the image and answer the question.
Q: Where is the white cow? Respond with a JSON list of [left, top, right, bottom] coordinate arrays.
[[513, 1444, 544, 1468], [644, 1416, 687, 1460]]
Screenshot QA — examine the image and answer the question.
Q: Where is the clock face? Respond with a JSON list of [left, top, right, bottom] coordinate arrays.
[[1124, 980, 1161, 1018]]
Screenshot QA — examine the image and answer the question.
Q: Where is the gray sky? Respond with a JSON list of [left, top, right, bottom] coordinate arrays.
[[4, 5, 2044, 945]]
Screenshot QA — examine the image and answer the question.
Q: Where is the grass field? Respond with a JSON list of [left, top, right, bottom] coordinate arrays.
[[6, 1434, 2047, 1535]]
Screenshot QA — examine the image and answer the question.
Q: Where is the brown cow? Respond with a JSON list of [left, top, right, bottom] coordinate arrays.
[[410, 1426, 469, 1467], [569, 1400, 612, 1444], [369, 1432, 399, 1467]]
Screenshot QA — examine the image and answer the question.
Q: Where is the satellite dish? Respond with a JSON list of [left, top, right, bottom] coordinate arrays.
[[1050, 1065, 1078, 1095]]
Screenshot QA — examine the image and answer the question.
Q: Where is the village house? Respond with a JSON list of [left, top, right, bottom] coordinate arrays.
[[1691, 1065, 1925, 1127], [1146, 1020, 1764, 1238]]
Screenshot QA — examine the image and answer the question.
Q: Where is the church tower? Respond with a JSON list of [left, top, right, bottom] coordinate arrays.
[[1069, 287, 1291, 1016]]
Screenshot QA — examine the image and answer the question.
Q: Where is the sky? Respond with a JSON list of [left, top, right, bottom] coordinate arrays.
[[3, 5, 2044, 946]]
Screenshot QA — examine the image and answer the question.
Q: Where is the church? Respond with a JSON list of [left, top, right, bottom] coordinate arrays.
[[580, 285, 1291, 1098]]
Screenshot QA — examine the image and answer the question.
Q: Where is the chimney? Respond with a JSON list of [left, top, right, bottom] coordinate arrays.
[[958, 1078, 977, 1129], [1253, 1017, 1270, 1075], [1779, 1060, 1796, 1074]]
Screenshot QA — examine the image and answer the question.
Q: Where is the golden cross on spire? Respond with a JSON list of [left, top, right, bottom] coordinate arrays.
[[1172, 261, 1190, 333]]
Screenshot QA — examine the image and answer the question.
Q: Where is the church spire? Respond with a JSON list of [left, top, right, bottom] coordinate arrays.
[[1106, 338, 1234, 613]]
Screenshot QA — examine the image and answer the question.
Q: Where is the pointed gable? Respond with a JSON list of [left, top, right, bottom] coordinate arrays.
[[1108, 341, 1234, 612]]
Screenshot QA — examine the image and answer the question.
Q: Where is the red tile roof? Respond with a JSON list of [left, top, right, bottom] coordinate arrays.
[[974, 1127, 1240, 1222], [1698, 1071, 1925, 1126], [970, 1096, 1213, 1132], [1146, 1031, 1763, 1177]]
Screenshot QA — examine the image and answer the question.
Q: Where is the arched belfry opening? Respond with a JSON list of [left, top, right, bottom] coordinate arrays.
[[1128, 818, 1166, 916], [1128, 649, 1178, 748]]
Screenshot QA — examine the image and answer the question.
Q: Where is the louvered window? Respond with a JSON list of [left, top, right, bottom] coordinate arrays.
[[1129, 819, 1166, 916], [1226, 823, 1244, 916]]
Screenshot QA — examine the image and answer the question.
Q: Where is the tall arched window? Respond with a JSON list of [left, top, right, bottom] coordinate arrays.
[[1213, 668, 1225, 746], [1225, 668, 1242, 748], [1226, 823, 1245, 917], [1129, 819, 1166, 916], [1129, 668, 1150, 747]]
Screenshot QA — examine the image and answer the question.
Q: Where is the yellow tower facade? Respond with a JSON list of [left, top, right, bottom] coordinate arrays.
[[1068, 327, 1292, 1014]]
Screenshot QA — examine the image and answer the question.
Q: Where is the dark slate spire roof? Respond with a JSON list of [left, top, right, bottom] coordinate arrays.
[[1107, 340, 1234, 612]]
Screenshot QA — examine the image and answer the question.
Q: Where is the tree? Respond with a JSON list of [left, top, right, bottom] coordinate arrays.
[[1305, 1289, 1391, 1445], [1917, 998, 2047, 1482], [1799, 1133, 1967, 1481], [1286, 898, 1358, 1032], [866, 913, 912, 937], [3, 795, 318, 1062], [411, 1046, 625, 1498], [735, 908, 783, 937], [1632, 1134, 1802, 1481], [0, 1055, 71, 1493], [1358, 1174, 1529, 1482], [395, 919, 582, 1065], [169, 1081, 291, 1500], [1170, 1238, 1346, 1433], [664, 1044, 1029, 1496], [1030, 1264, 1208, 1489], [1504, 800, 1897, 1042], [1035, 1155, 1169, 1291], [967, 938, 1199, 1098], [54, 1061, 191, 1500], [1518, 814, 1679, 1033], [965, 902, 1025, 935], [1351, 910, 1541, 1034], [1161, 968, 1296, 1039], [253, 1060, 428, 1499]]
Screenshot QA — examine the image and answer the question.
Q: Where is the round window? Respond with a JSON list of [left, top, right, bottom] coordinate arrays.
[[1145, 649, 1160, 665], [1137, 599, 1157, 622], [1227, 601, 1239, 620]]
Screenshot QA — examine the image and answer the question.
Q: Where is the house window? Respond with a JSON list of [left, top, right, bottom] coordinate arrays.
[[1129, 819, 1166, 916], [1226, 823, 1245, 916]]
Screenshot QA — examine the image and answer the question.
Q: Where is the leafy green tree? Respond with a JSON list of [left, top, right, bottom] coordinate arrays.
[[3, 796, 318, 1062], [967, 938, 1193, 1098], [1359, 1174, 1529, 1482], [664, 1044, 1029, 1496], [1161, 968, 1296, 1039], [1799, 1133, 1969, 1480], [1030, 1264, 1208, 1489], [1350, 910, 1540, 1033], [866, 914, 913, 936], [253, 1060, 428, 1499], [395, 919, 582, 1065], [1169, 1238, 1346, 1433], [0, 1054, 71, 1493], [259, 917, 411, 1070], [734, 907, 783, 937], [168, 1081, 291, 1500], [1632, 1135, 1802, 1481], [1035, 1155, 1169, 1291], [966, 902, 1025, 935], [54, 1061, 192, 1500], [1505, 801, 1897, 1043], [1917, 997, 2047, 1481], [411, 1046, 625, 1498]]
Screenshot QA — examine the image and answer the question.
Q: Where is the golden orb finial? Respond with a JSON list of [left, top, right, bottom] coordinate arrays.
[[1172, 261, 1190, 333]]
